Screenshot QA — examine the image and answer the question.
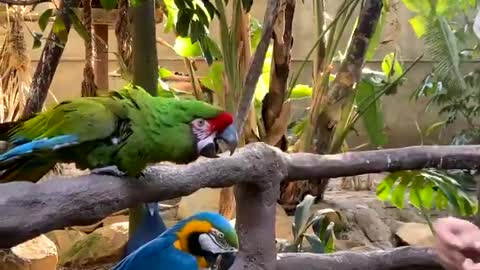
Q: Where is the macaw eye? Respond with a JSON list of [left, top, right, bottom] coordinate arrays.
[[192, 119, 207, 130]]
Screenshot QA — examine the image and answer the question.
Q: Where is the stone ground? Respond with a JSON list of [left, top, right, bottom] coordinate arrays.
[[0, 165, 448, 270]]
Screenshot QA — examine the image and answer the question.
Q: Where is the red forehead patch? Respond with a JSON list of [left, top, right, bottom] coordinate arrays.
[[208, 112, 234, 131]]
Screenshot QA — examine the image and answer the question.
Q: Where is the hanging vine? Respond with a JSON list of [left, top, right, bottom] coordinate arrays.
[[80, 0, 97, 97]]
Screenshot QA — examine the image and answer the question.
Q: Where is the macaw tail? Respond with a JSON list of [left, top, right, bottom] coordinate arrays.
[[125, 202, 167, 256], [0, 135, 79, 183]]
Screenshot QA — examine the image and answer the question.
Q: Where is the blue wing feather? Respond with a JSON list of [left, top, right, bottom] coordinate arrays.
[[113, 234, 198, 270], [0, 135, 79, 164]]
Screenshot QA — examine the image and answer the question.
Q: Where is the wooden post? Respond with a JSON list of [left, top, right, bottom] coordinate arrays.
[[93, 24, 109, 92]]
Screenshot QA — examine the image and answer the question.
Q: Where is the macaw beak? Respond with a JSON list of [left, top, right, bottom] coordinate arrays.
[[216, 123, 238, 156]]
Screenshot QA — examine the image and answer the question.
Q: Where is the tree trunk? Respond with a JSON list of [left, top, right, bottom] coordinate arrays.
[[128, 0, 158, 238], [21, 0, 80, 119], [280, 0, 383, 207], [131, 0, 158, 95], [81, 0, 97, 97]]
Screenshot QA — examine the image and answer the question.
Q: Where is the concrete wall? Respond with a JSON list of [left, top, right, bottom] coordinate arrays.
[[4, 0, 474, 148]]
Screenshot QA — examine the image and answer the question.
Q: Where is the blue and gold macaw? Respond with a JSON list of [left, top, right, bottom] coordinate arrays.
[[113, 211, 238, 270]]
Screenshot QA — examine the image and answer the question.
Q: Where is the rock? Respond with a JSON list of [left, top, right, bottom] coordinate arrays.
[[60, 222, 129, 267], [230, 204, 293, 241], [0, 234, 58, 270], [45, 229, 86, 257], [70, 221, 102, 234], [177, 188, 226, 219], [395, 222, 434, 247], [102, 215, 129, 226], [353, 207, 393, 248], [335, 239, 365, 251]]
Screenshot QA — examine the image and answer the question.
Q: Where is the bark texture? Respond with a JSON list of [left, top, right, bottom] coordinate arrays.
[[276, 247, 442, 270], [1, 143, 480, 248]]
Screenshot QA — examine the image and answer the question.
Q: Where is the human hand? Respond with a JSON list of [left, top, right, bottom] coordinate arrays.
[[434, 217, 480, 270]]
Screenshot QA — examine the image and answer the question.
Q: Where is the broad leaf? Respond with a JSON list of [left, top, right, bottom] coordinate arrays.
[[290, 84, 312, 99], [376, 172, 401, 201], [304, 234, 325, 253], [401, 0, 431, 15], [158, 67, 174, 78], [68, 10, 90, 42], [52, 17, 68, 44], [173, 36, 202, 57], [293, 195, 315, 238], [390, 176, 410, 208], [409, 15, 428, 38], [200, 62, 225, 92], [355, 79, 388, 147], [381, 53, 403, 81], [38, 9, 53, 32], [365, 3, 386, 60]]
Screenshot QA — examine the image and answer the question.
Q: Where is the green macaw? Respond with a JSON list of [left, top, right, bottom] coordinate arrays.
[[0, 84, 238, 182], [0, 84, 238, 242]]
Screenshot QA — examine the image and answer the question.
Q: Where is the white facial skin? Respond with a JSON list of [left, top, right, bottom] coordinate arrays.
[[198, 229, 237, 254], [191, 118, 216, 154]]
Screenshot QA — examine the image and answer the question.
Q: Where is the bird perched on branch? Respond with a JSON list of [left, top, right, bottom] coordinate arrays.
[[113, 211, 239, 270], [0, 84, 238, 182]]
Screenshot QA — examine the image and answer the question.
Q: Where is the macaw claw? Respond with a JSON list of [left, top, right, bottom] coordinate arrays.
[[91, 165, 127, 177]]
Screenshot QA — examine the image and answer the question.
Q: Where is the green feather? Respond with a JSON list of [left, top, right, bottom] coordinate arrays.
[[0, 85, 225, 182]]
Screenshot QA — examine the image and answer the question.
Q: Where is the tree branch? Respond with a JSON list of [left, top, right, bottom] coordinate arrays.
[[235, 0, 279, 134], [276, 247, 442, 270], [0, 0, 49, 5], [1, 143, 480, 248], [22, 0, 80, 119]]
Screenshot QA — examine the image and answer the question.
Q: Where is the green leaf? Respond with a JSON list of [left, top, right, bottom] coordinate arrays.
[[292, 118, 307, 137], [163, 0, 178, 33], [376, 172, 400, 201], [100, 0, 117, 9], [173, 36, 202, 57], [32, 34, 42, 49], [323, 222, 336, 253], [52, 17, 68, 44], [199, 62, 224, 92], [409, 15, 428, 38], [293, 194, 315, 238], [242, 0, 253, 12], [355, 79, 388, 147], [365, 5, 386, 60], [425, 121, 446, 136], [304, 234, 325, 253], [250, 18, 262, 51], [254, 45, 273, 102], [176, 9, 192, 37], [390, 176, 410, 208], [401, 0, 431, 15], [68, 10, 90, 42], [38, 9, 53, 32], [381, 53, 403, 81], [158, 67, 174, 78], [290, 84, 312, 99]]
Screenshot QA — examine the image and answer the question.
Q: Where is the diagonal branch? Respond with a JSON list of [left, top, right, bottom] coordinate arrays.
[[1, 143, 480, 248], [235, 0, 279, 134]]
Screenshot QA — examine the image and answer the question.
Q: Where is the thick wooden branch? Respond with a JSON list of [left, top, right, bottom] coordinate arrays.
[[276, 247, 442, 270], [1, 143, 480, 248]]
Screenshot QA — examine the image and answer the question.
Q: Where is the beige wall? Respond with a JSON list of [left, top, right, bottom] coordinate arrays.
[[8, 0, 475, 148]]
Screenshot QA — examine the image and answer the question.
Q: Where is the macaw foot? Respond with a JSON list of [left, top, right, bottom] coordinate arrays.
[[91, 166, 127, 177]]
